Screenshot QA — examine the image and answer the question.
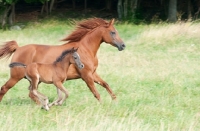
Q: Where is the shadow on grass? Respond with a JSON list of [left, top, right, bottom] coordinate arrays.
[[1, 97, 33, 105]]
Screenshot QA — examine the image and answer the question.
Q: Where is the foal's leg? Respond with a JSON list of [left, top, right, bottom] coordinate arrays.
[[28, 81, 41, 90], [48, 88, 63, 107], [35, 90, 49, 110], [28, 80, 40, 104], [28, 81, 41, 105], [29, 91, 41, 105], [51, 81, 69, 106], [30, 77, 49, 110], [93, 72, 116, 100]]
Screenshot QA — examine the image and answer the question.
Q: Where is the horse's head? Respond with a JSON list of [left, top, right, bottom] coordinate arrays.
[[102, 19, 125, 51], [71, 47, 84, 69], [61, 18, 125, 51]]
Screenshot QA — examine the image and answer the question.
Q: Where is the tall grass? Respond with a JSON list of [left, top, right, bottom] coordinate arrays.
[[0, 20, 200, 130]]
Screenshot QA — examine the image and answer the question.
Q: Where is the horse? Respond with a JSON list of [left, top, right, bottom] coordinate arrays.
[[9, 47, 84, 110], [0, 18, 125, 103]]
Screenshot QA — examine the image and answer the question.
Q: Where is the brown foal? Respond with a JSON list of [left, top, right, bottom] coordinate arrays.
[[9, 48, 84, 110]]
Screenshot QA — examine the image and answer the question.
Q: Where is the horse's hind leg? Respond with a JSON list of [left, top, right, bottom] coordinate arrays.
[[0, 67, 24, 101], [30, 76, 49, 110], [0, 77, 21, 101], [28, 81, 41, 105], [93, 72, 116, 100], [31, 89, 49, 110], [34, 88, 49, 107], [29, 92, 41, 104], [37, 92, 49, 110]]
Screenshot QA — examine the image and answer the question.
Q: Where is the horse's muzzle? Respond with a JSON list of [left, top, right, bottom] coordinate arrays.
[[79, 64, 84, 69], [116, 43, 126, 51]]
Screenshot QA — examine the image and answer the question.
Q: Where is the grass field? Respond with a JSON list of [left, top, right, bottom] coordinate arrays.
[[0, 19, 200, 131]]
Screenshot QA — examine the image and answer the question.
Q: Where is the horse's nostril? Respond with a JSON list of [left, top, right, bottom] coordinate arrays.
[[121, 44, 126, 48], [81, 64, 84, 68]]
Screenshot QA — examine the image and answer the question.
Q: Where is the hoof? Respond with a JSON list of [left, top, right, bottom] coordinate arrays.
[[112, 95, 117, 100], [41, 105, 50, 111], [48, 103, 53, 108]]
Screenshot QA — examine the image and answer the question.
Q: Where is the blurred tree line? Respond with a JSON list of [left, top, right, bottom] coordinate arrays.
[[1, 0, 200, 29]]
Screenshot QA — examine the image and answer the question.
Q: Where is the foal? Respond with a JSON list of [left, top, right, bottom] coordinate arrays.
[[9, 47, 84, 110]]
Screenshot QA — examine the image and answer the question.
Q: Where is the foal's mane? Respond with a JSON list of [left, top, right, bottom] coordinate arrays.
[[54, 48, 77, 63], [62, 18, 109, 43]]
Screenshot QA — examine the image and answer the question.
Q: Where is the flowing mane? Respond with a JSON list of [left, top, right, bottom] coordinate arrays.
[[54, 48, 77, 63], [62, 18, 109, 43]]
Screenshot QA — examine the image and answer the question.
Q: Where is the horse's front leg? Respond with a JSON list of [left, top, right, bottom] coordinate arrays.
[[82, 72, 101, 102], [48, 88, 63, 107], [49, 81, 69, 107], [93, 72, 116, 100]]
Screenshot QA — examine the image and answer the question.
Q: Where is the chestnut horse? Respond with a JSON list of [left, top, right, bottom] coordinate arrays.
[[0, 18, 125, 103], [9, 47, 84, 110]]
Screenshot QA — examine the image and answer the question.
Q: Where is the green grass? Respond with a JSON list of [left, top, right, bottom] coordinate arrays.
[[0, 19, 200, 131]]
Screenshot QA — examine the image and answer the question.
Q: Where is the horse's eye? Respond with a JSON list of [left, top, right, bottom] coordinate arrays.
[[74, 56, 77, 59], [111, 31, 116, 35]]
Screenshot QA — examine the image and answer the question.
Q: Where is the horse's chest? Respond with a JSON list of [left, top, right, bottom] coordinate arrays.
[[94, 56, 98, 66]]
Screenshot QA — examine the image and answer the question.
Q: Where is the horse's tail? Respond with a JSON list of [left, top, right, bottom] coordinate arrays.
[[9, 62, 26, 68], [0, 40, 19, 59]]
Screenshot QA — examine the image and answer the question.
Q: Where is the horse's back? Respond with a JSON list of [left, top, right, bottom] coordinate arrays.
[[11, 44, 61, 64], [11, 44, 37, 64]]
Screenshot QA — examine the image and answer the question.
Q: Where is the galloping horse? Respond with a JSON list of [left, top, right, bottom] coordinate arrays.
[[9, 47, 84, 110], [0, 18, 125, 103]]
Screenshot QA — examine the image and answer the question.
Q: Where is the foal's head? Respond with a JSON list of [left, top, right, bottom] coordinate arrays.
[[55, 47, 84, 69]]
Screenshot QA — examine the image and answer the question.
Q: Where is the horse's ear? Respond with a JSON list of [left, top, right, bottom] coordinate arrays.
[[71, 47, 75, 52], [72, 47, 78, 52], [108, 18, 115, 27]]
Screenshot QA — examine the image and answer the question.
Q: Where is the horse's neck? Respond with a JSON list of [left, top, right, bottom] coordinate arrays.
[[54, 58, 70, 73], [81, 29, 103, 56]]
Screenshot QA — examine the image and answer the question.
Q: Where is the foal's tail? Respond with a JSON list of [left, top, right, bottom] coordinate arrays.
[[0, 40, 19, 59], [9, 62, 26, 68]]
